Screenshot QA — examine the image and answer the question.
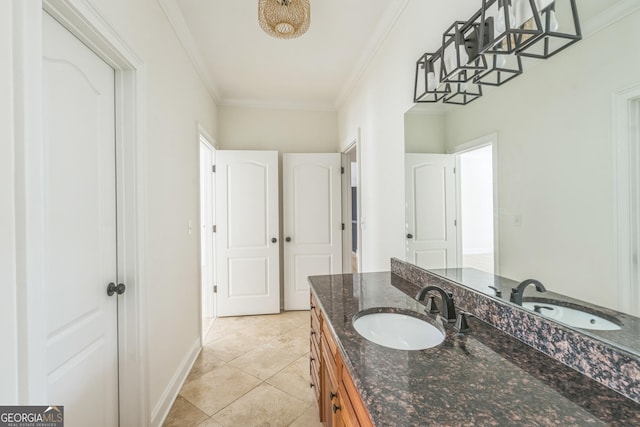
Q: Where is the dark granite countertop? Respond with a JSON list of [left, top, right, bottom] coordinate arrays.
[[309, 272, 640, 427]]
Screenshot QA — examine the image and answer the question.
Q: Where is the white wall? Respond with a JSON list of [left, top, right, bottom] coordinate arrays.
[[404, 111, 446, 153], [0, 0, 18, 405], [218, 105, 338, 152], [6, 0, 218, 419]]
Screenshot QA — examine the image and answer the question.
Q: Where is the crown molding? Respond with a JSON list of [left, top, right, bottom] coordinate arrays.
[[334, 0, 410, 109], [582, 0, 640, 37], [157, 0, 220, 102], [219, 98, 337, 112]]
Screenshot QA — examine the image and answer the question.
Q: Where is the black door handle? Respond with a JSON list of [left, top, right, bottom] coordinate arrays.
[[406, 233, 414, 239], [116, 283, 126, 295], [107, 282, 126, 296], [285, 237, 291, 242], [272, 237, 277, 243], [107, 282, 117, 296]]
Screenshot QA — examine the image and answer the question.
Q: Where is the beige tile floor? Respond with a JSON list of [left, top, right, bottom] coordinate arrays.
[[163, 311, 323, 427]]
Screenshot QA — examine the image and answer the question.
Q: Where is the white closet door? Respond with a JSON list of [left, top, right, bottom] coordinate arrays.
[[283, 154, 342, 310], [43, 12, 119, 426], [216, 150, 280, 316], [405, 153, 457, 269]]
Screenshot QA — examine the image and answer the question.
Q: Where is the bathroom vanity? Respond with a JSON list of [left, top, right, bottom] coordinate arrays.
[[308, 266, 640, 426]]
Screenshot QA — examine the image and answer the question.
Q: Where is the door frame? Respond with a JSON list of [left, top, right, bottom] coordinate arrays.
[[198, 124, 216, 343], [450, 133, 500, 274], [341, 133, 362, 273], [13, 1, 148, 425], [614, 84, 640, 315]]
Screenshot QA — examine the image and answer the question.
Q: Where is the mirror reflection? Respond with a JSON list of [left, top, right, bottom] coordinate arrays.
[[404, 0, 640, 353]]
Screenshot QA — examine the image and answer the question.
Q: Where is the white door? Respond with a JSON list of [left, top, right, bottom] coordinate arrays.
[[43, 12, 119, 425], [405, 153, 457, 269], [200, 139, 216, 325], [283, 154, 342, 310], [216, 151, 280, 316]]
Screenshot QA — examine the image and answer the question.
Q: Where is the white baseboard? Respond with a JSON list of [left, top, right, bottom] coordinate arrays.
[[150, 339, 202, 427]]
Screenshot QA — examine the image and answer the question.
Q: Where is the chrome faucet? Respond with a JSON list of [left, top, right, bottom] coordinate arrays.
[[416, 285, 457, 323], [510, 279, 546, 305]]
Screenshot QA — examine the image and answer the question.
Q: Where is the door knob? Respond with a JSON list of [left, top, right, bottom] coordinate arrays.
[[406, 233, 414, 239], [285, 237, 291, 242], [107, 282, 117, 296], [271, 237, 277, 243], [107, 282, 126, 296], [116, 283, 126, 295]]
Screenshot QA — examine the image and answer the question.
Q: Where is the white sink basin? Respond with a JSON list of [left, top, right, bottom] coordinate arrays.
[[352, 310, 445, 350], [522, 302, 621, 331]]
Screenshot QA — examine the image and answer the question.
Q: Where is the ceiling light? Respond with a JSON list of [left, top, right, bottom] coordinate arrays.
[[258, 0, 310, 39], [413, 0, 581, 105]]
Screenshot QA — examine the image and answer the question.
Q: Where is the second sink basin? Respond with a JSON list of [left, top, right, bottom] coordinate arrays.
[[352, 308, 445, 350], [522, 300, 622, 331]]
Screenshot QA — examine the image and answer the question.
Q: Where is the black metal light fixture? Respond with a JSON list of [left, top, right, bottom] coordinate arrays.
[[443, 81, 483, 105], [516, 0, 581, 59], [414, 52, 451, 103], [478, 0, 543, 54], [441, 21, 487, 84], [412, 0, 581, 106], [474, 50, 522, 86]]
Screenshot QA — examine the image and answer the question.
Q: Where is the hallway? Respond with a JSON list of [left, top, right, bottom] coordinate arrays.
[[163, 311, 321, 427]]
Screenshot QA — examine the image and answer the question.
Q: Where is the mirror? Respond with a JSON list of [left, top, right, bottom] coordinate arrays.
[[403, 0, 640, 355]]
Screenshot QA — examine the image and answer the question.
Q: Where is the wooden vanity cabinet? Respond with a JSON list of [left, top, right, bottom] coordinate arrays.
[[310, 291, 373, 427], [310, 293, 322, 417]]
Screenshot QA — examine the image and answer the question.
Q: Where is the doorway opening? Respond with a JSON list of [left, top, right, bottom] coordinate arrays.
[[199, 130, 216, 342], [342, 142, 360, 273], [615, 85, 640, 316], [454, 136, 498, 274]]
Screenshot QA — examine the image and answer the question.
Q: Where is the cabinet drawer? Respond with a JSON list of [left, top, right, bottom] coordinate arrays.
[[310, 362, 321, 402], [310, 292, 321, 317], [310, 336, 320, 376]]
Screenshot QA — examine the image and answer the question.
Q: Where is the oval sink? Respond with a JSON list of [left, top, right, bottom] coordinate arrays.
[[522, 301, 622, 331], [352, 309, 445, 350]]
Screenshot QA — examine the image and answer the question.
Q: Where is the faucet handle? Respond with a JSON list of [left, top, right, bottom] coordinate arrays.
[[454, 311, 472, 333], [424, 295, 440, 314], [488, 286, 502, 297]]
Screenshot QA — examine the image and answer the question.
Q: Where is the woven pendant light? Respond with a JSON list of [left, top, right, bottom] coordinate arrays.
[[258, 0, 310, 39]]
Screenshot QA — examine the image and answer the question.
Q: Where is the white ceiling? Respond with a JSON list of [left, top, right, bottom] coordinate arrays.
[[161, 0, 610, 110], [162, 0, 476, 109]]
